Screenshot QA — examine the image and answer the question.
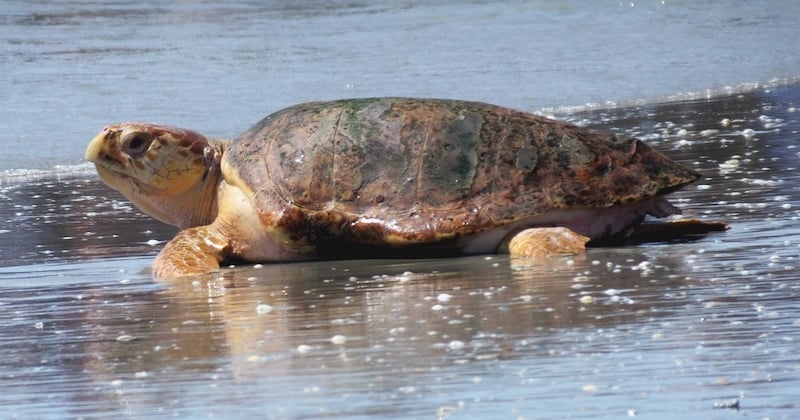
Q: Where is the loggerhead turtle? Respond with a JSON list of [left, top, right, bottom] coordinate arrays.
[[85, 98, 724, 279]]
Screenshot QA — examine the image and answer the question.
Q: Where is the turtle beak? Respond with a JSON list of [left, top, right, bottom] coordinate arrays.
[[85, 129, 109, 163], [86, 127, 131, 190]]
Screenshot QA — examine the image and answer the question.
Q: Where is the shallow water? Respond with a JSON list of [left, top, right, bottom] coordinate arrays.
[[2, 1, 800, 419], [3, 82, 800, 419]]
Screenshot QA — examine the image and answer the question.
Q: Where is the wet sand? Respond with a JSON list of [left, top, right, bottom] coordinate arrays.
[[4, 0, 800, 417], [1, 82, 799, 417]]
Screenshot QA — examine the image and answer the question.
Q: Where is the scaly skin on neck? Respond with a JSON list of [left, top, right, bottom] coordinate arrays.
[[170, 139, 226, 229]]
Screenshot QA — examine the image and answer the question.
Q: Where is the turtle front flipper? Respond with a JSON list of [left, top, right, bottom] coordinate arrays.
[[507, 227, 590, 258], [153, 225, 230, 279]]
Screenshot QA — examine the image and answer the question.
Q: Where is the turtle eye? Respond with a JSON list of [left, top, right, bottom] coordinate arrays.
[[123, 132, 153, 157]]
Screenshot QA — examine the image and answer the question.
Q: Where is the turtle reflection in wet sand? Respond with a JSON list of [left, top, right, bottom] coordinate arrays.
[[85, 98, 726, 279]]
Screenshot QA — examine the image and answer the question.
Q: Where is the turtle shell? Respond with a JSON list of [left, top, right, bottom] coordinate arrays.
[[223, 98, 698, 254]]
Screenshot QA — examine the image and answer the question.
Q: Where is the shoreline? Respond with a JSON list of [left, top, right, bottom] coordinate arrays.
[[3, 77, 800, 183]]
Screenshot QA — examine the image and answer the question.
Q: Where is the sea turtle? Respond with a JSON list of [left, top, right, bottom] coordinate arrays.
[[85, 98, 723, 279]]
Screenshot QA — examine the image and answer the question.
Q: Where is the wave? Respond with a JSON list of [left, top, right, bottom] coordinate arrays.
[[537, 76, 800, 116], [0, 162, 96, 185], [3, 76, 799, 186]]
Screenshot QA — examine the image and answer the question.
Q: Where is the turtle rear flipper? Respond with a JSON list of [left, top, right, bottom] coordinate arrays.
[[625, 219, 729, 244], [508, 227, 590, 258], [592, 219, 729, 246]]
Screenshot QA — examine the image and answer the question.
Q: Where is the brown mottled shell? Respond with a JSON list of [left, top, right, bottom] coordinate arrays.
[[224, 98, 698, 251]]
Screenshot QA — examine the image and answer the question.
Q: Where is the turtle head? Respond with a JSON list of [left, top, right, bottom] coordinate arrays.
[[85, 123, 226, 229]]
